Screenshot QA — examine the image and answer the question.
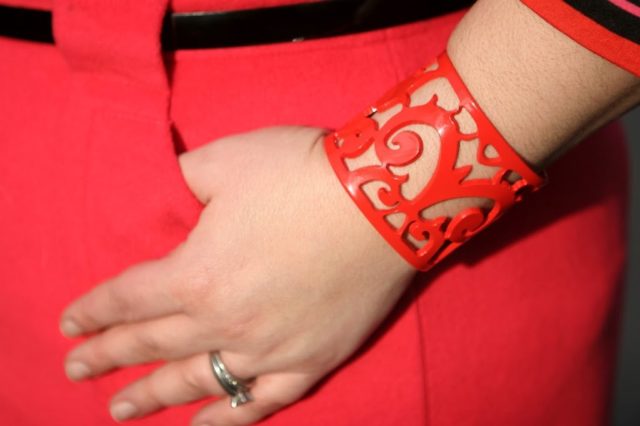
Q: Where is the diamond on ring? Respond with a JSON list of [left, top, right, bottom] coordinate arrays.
[[209, 351, 254, 408]]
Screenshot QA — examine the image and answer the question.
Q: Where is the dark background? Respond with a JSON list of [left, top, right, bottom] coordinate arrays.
[[613, 106, 639, 426]]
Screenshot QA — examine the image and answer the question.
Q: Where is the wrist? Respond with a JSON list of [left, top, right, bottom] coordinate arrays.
[[312, 131, 419, 281], [446, 0, 640, 169], [322, 51, 546, 272]]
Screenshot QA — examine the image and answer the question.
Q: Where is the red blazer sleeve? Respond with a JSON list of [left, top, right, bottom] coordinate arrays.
[[520, 0, 640, 77]]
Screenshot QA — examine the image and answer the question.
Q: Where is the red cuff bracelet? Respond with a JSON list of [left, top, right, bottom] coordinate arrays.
[[323, 51, 548, 272]]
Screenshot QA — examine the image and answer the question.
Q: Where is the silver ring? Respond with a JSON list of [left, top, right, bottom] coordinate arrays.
[[209, 351, 254, 408]]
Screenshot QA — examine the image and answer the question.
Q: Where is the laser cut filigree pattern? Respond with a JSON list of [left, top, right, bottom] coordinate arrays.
[[324, 52, 548, 271]]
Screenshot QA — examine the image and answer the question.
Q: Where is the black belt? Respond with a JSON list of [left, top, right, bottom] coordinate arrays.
[[0, 0, 472, 50]]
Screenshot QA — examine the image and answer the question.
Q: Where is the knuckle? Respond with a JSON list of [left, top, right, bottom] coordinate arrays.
[[216, 297, 263, 344], [68, 307, 100, 332], [88, 339, 108, 363], [299, 345, 342, 372], [217, 321, 248, 342], [76, 335, 114, 371], [105, 282, 134, 320], [216, 311, 260, 344], [182, 362, 211, 396], [142, 372, 169, 407], [170, 262, 216, 312], [134, 331, 165, 359]]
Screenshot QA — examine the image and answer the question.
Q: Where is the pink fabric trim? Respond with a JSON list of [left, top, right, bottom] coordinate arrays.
[[608, 0, 640, 17]]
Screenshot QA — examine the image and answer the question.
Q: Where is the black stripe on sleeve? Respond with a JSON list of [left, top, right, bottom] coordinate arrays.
[[564, 0, 640, 44]]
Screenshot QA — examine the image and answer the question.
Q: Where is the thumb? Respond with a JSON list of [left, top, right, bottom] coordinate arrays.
[[176, 129, 258, 205], [177, 145, 220, 205]]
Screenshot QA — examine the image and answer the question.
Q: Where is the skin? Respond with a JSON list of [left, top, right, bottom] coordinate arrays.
[[60, 0, 640, 425], [62, 126, 417, 425]]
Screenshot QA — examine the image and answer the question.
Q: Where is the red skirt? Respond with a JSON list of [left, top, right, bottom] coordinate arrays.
[[0, 0, 628, 424]]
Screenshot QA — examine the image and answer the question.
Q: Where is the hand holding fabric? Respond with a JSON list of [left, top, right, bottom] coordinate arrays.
[[60, 125, 417, 426]]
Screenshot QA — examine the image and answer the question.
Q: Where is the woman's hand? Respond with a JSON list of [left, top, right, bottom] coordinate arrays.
[[60, 125, 417, 426]]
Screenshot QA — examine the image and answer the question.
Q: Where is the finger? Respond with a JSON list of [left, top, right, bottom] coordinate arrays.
[[60, 256, 184, 337], [108, 353, 225, 422], [191, 372, 315, 426], [64, 314, 217, 380], [107, 350, 262, 422]]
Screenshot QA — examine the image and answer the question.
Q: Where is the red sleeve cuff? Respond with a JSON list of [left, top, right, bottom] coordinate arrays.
[[520, 0, 640, 77]]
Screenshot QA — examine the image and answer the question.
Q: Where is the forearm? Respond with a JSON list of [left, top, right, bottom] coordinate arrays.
[[447, 0, 640, 169], [323, 0, 640, 273]]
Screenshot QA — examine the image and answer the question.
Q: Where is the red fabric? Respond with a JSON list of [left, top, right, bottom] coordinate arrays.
[[521, 0, 640, 77], [0, 1, 628, 425]]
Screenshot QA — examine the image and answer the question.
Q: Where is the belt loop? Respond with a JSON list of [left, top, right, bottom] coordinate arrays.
[[52, 0, 171, 118]]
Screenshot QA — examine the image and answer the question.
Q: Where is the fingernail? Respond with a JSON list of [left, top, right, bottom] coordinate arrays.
[[60, 318, 82, 337], [110, 401, 138, 422], [65, 361, 90, 381]]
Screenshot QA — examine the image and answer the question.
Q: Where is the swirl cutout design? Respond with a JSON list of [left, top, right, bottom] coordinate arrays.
[[324, 52, 548, 271]]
